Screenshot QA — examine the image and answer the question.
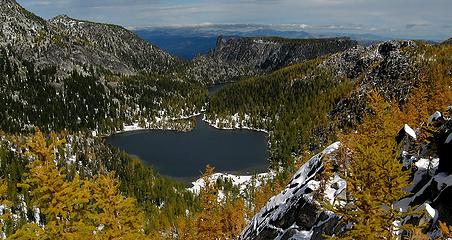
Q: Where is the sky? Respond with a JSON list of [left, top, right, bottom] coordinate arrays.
[[17, 0, 452, 41]]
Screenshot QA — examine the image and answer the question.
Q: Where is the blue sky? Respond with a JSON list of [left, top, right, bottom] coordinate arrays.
[[17, 0, 452, 40]]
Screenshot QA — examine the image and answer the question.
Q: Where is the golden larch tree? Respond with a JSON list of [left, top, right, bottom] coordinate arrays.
[[327, 91, 412, 239]]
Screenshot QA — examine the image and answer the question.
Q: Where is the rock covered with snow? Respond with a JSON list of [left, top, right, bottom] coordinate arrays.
[[395, 112, 452, 237], [404, 124, 417, 140], [241, 110, 452, 239], [429, 111, 443, 122], [397, 124, 418, 167], [240, 142, 342, 240], [417, 203, 438, 227], [395, 170, 452, 238]]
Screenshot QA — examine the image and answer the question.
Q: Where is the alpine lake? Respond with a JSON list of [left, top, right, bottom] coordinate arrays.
[[106, 83, 269, 182]]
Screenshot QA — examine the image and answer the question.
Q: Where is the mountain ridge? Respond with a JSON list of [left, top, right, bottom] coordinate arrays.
[[189, 36, 358, 84], [0, 0, 177, 77], [49, 14, 177, 74]]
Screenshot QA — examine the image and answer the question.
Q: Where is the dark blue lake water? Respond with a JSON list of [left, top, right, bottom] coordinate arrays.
[[106, 85, 268, 179]]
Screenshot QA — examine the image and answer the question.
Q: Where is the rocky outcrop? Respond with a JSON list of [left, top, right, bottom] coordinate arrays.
[[326, 40, 419, 131], [241, 111, 452, 239], [189, 36, 358, 84], [0, 0, 177, 77], [239, 142, 342, 240]]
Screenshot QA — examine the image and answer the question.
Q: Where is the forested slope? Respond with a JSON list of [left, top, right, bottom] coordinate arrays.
[[206, 40, 421, 169], [240, 42, 452, 239], [0, 46, 207, 134]]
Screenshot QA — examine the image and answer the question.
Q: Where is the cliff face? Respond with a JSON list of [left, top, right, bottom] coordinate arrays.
[[0, 0, 177, 77], [189, 36, 358, 84], [212, 37, 357, 71]]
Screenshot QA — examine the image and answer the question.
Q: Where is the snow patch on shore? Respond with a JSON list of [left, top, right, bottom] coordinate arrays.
[[117, 112, 203, 134], [122, 123, 145, 132], [189, 172, 273, 195], [203, 113, 269, 133]]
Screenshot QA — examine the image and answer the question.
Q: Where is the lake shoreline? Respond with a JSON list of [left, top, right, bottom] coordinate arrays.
[[104, 82, 269, 136], [106, 113, 270, 180], [104, 82, 272, 185], [108, 112, 270, 136]]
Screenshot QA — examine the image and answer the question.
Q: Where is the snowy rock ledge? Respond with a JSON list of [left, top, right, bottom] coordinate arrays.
[[403, 124, 417, 140], [240, 142, 341, 240]]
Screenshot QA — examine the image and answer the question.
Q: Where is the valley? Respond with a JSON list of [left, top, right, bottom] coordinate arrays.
[[0, 0, 451, 239]]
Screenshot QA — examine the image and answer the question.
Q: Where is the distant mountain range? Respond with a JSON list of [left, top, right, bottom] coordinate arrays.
[[134, 29, 218, 60], [134, 24, 450, 60]]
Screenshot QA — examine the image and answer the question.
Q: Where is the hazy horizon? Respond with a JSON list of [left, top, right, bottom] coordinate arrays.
[[16, 0, 452, 41]]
